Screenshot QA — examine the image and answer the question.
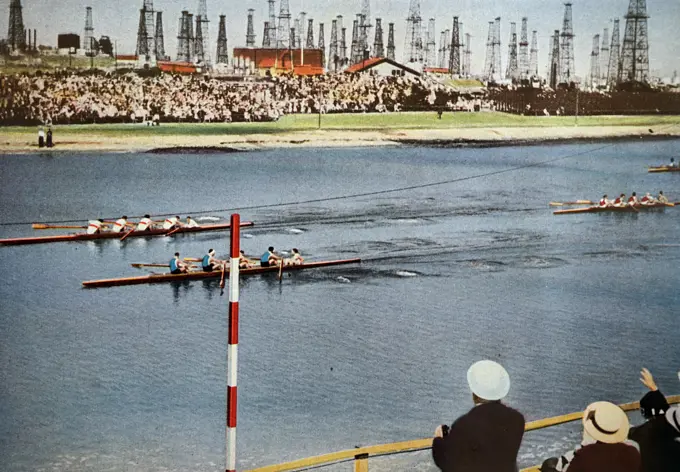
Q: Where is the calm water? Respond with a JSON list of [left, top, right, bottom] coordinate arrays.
[[1, 141, 679, 472]]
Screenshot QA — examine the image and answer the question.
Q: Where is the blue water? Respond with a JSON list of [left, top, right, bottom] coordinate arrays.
[[1, 140, 679, 471]]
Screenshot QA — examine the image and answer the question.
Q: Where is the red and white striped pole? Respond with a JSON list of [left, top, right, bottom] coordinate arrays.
[[226, 213, 240, 472]]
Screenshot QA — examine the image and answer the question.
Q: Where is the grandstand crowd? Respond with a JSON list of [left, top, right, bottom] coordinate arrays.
[[1, 70, 679, 125]]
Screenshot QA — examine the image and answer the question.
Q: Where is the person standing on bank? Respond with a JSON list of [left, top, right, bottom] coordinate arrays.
[[432, 360, 525, 472], [46, 126, 54, 148], [38, 126, 45, 148]]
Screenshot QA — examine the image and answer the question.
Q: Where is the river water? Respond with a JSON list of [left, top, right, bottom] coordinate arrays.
[[1, 140, 679, 471]]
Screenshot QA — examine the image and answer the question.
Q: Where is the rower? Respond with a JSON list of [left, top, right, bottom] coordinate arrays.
[[288, 248, 305, 265], [169, 252, 190, 274], [627, 192, 639, 206], [657, 190, 669, 204], [202, 248, 226, 272], [670, 158, 677, 168], [239, 250, 256, 269], [185, 216, 200, 228], [136, 214, 154, 231], [612, 193, 627, 207], [260, 246, 281, 267], [640, 193, 655, 205], [163, 215, 181, 230], [598, 194, 612, 207], [87, 219, 105, 234], [111, 215, 129, 233]]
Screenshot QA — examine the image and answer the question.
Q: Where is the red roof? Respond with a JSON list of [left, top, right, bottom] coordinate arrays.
[[344, 57, 385, 73], [116, 55, 138, 61]]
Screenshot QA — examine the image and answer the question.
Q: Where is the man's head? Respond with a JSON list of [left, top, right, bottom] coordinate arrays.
[[467, 360, 510, 403], [582, 401, 629, 444]]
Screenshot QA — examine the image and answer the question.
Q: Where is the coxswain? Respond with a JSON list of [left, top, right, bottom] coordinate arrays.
[[670, 158, 677, 168], [640, 193, 655, 205], [185, 216, 200, 228], [260, 246, 281, 267], [612, 193, 627, 207], [136, 214, 154, 231], [288, 248, 305, 265], [169, 252, 190, 274], [87, 219, 105, 234], [202, 248, 226, 272], [163, 215, 181, 230], [111, 215, 129, 233], [598, 194, 611, 207], [657, 191, 669, 204], [627, 192, 639, 206], [239, 250, 256, 269]]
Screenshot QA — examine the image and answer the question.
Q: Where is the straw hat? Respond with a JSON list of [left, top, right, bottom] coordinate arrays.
[[582, 401, 629, 444], [467, 360, 511, 401]]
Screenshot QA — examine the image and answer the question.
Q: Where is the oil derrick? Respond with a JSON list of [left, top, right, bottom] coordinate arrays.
[[216, 14, 228, 64], [519, 17, 529, 80], [506, 22, 518, 80], [187, 13, 195, 61], [600, 27, 609, 82], [425, 18, 436, 67], [293, 19, 300, 48], [137, 9, 149, 57], [8, 0, 26, 51], [373, 18, 384, 58], [197, 0, 210, 65], [483, 21, 494, 79], [328, 19, 339, 70], [176, 11, 190, 62], [349, 18, 363, 64], [620, 0, 649, 83], [277, 0, 291, 49], [359, 0, 372, 60], [136, 1, 155, 63], [404, 0, 423, 64], [589, 34, 600, 88], [298, 12, 306, 50], [195, 16, 205, 64], [306, 19, 314, 49], [263, 22, 270, 47], [549, 30, 561, 89], [458, 22, 464, 71], [463, 33, 471, 77], [547, 31, 554, 78], [559, 3, 575, 83], [83, 7, 94, 55], [529, 30, 538, 77], [387, 22, 395, 60], [267, 0, 277, 46], [155, 12, 167, 60], [290, 27, 296, 50], [492, 17, 501, 80], [318, 23, 325, 67], [607, 19, 621, 86], [438, 30, 447, 68], [341, 26, 348, 66], [246, 9, 256, 47], [449, 17, 460, 75]]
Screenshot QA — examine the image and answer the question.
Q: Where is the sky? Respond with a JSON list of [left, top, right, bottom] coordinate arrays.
[[3, 0, 679, 78]]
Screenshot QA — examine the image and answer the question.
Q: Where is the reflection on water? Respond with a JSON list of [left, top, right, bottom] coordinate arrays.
[[0, 141, 679, 471]]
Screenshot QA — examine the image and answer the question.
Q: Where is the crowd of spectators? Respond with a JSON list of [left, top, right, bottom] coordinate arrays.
[[432, 361, 679, 472], [0, 70, 484, 125]]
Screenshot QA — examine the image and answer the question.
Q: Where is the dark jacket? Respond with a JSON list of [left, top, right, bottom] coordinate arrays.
[[565, 441, 640, 472], [432, 401, 525, 472], [629, 410, 680, 472]]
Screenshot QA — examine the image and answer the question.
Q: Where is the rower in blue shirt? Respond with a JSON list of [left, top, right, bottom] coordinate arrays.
[[169, 252, 190, 274], [260, 246, 281, 267], [202, 248, 226, 272]]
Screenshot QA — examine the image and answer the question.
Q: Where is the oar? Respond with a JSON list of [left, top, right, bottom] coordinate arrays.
[[120, 226, 136, 241], [131, 263, 169, 268], [219, 264, 227, 292], [32, 223, 87, 230], [184, 257, 202, 262], [166, 226, 182, 236], [278, 258, 284, 283], [549, 200, 593, 206]]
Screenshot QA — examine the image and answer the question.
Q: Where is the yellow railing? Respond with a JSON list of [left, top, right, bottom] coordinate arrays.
[[245, 395, 680, 472]]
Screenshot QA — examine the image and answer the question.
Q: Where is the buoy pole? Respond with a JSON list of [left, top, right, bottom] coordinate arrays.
[[226, 213, 240, 472]]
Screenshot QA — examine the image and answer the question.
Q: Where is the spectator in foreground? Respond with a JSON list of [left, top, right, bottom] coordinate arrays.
[[432, 360, 525, 472], [628, 368, 680, 472], [540, 401, 640, 472]]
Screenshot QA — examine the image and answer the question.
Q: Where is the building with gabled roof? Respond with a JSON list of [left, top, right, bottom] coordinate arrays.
[[344, 57, 421, 77]]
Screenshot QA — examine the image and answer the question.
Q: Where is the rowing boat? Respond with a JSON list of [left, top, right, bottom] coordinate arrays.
[[648, 166, 680, 173], [553, 202, 672, 215], [0, 222, 254, 246], [82, 258, 361, 288]]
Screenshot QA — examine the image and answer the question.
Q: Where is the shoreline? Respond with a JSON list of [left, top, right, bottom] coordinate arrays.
[[1, 124, 679, 154]]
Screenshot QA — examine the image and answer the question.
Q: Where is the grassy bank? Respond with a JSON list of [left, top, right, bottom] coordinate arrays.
[[2, 112, 680, 138]]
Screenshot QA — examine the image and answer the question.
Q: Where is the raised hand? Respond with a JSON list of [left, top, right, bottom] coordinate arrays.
[[640, 367, 658, 391]]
